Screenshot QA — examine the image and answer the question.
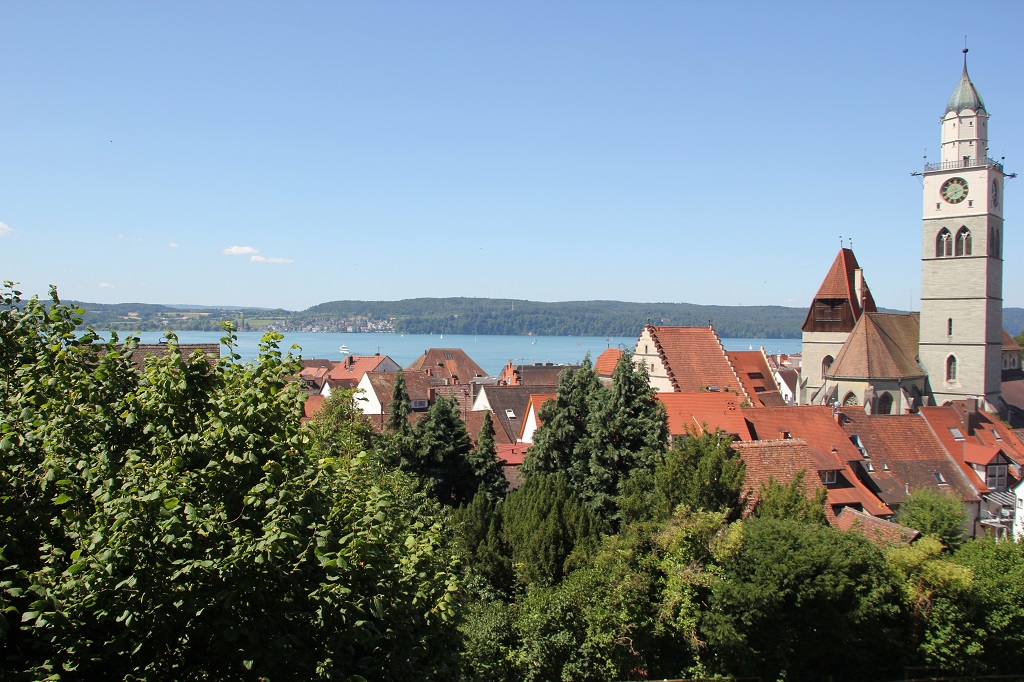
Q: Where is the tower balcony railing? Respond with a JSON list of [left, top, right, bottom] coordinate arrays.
[[924, 157, 1004, 172]]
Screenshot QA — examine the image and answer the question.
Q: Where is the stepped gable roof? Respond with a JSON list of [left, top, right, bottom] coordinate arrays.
[[945, 51, 986, 115], [656, 392, 751, 440], [481, 385, 556, 442], [326, 354, 392, 388], [407, 348, 487, 383], [726, 350, 784, 407], [594, 348, 623, 376], [645, 325, 746, 397], [802, 249, 877, 332], [733, 439, 836, 523], [827, 313, 924, 380], [834, 508, 920, 546], [1003, 329, 1021, 352], [837, 410, 977, 507]]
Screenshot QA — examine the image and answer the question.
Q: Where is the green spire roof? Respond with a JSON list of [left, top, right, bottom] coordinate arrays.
[[944, 49, 986, 115]]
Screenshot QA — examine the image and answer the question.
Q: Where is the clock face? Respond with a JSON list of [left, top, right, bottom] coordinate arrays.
[[992, 179, 1000, 208], [941, 177, 969, 204]]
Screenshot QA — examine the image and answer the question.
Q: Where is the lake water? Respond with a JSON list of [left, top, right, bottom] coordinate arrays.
[[125, 331, 802, 377]]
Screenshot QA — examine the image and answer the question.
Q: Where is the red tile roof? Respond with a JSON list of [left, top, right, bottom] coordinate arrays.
[[801, 248, 877, 332], [726, 350, 784, 407], [594, 348, 624, 376], [734, 439, 836, 523], [302, 394, 325, 422], [1003, 329, 1021, 352], [655, 392, 751, 440], [644, 325, 746, 398], [920, 403, 1024, 494], [827, 313, 924, 380], [497, 442, 530, 466], [407, 348, 487, 383], [833, 507, 921, 546], [326, 354, 392, 388]]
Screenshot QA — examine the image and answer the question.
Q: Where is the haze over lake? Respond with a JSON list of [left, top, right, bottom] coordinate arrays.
[[126, 332, 803, 376]]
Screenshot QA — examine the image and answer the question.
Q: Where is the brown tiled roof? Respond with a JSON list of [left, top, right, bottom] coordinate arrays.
[[801, 248, 877, 332], [837, 410, 978, 508], [777, 369, 799, 394], [594, 348, 623, 376], [726, 350, 784, 407], [327, 355, 392, 388], [302, 394, 325, 422], [741, 406, 892, 517], [407, 348, 488, 383], [655, 392, 751, 440], [834, 507, 921, 546], [480, 385, 556, 442], [1003, 329, 1022, 352], [918, 404, 1024, 495], [734, 439, 836, 523], [645, 325, 746, 398], [827, 313, 924, 380], [510, 363, 574, 386], [365, 371, 448, 408], [463, 410, 513, 446]]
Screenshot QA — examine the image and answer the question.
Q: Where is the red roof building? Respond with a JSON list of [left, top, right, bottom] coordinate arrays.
[[634, 325, 748, 401], [655, 392, 751, 441]]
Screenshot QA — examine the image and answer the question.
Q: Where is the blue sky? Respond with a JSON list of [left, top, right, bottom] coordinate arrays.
[[2, 2, 1021, 311]]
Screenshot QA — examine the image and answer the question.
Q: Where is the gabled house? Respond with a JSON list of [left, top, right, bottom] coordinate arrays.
[[321, 354, 400, 396], [471, 384, 556, 443], [518, 393, 557, 444], [594, 348, 623, 386], [734, 439, 837, 523], [633, 325, 749, 402], [833, 508, 921, 546], [407, 348, 488, 383]]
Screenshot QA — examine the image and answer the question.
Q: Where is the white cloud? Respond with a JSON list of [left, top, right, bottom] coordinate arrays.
[[0, 222, 12, 237], [168, 242, 179, 248], [250, 255, 294, 264], [98, 282, 114, 289], [223, 245, 259, 256]]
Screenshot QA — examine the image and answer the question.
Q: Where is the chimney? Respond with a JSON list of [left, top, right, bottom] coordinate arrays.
[[964, 398, 978, 435], [854, 268, 865, 313]]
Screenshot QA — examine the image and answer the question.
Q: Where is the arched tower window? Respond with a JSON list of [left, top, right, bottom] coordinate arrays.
[[946, 355, 958, 382], [955, 227, 972, 256], [936, 228, 952, 257], [877, 392, 894, 415], [843, 392, 859, 407], [822, 355, 834, 378]]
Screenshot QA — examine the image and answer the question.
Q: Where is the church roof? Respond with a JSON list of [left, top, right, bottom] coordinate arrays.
[[945, 52, 986, 115], [802, 249, 877, 333], [826, 313, 924, 381]]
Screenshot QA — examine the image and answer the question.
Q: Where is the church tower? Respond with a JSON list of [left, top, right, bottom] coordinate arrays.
[[919, 49, 1007, 410]]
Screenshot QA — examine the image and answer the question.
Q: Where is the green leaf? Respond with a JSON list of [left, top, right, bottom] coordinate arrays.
[[54, 493, 72, 505], [163, 497, 180, 510]]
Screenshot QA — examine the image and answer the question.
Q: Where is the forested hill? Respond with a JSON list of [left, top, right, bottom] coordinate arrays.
[[299, 298, 806, 338], [66, 296, 1024, 338]]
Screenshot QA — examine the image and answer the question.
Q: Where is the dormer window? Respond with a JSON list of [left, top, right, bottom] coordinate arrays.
[[991, 428, 1002, 442], [987, 464, 1007, 491], [934, 472, 948, 485], [820, 470, 837, 485]]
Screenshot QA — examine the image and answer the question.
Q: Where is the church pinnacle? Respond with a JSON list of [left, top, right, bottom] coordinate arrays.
[[944, 47, 986, 116]]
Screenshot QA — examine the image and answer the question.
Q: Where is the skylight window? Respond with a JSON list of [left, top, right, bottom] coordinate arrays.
[[991, 428, 1002, 441], [505, 409, 517, 419], [949, 427, 965, 441], [444, 353, 454, 361], [934, 472, 948, 485], [865, 461, 875, 472], [850, 435, 868, 458]]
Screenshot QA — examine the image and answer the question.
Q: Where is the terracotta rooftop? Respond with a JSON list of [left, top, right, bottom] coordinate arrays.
[[407, 348, 487, 383], [128, 343, 221, 370], [833, 507, 921, 546], [302, 394, 325, 422], [726, 350, 784, 407], [327, 354, 393, 387], [644, 325, 746, 397], [919, 403, 1024, 495], [520, 393, 557, 441], [1003, 329, 1021, 352], [734, 439, 836, 523], [827, 313, 924, 380], [802, 248, 877, 333], [594, 348, 624, 376], [655, 392, 751, 440], [837, 410, 978, 508]]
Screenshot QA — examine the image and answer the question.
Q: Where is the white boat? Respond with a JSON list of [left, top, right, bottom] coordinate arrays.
[[339, 345, 350, 354]]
